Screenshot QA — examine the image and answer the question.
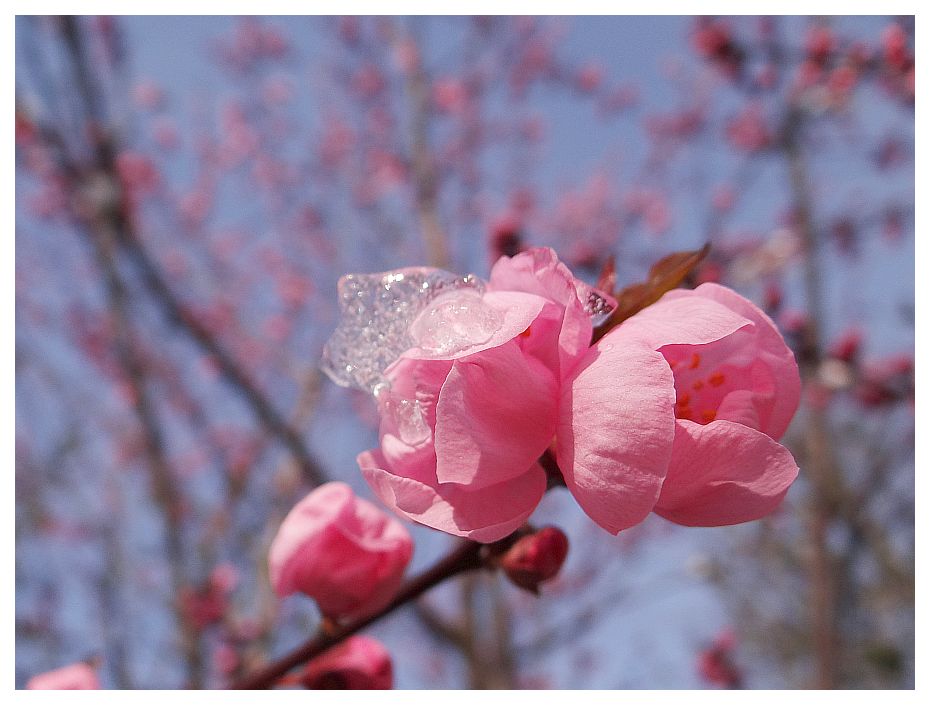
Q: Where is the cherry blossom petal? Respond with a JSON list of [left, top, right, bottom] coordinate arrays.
[[489, 246, 594, 376], [557, 330, 677, 534], [27, 663, 100, 690], [612, 293, 754, 349], [653, 419, 799, 526], [359, 450, 546, 543], [669, 283, 800, 439], [434, 341, 558, 489]]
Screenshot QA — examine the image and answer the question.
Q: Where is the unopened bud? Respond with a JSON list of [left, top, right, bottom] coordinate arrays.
[[498, 526, 569, 594], [489, 216, 523, 260]]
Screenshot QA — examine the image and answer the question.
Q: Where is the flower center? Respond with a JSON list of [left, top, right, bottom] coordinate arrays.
[[664, 347, 737, 425]]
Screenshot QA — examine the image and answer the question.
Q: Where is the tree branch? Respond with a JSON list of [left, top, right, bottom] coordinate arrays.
[[399, 24, 450, 270], [39, 17, 329, 489], [781, 105, 843, 689], [229, 538, 486, 689]]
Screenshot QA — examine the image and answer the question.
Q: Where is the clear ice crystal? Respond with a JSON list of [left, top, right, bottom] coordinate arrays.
[[581, 287, 617, 326], [408, 290, 503, 356], [380, 394, 431, 445], [321, 268, 485, 392]]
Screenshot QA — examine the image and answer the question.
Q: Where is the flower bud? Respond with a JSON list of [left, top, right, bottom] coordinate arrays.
[[268, 482, 413, 620], [697, 629, 742, 689], [301, 636, 393, 690], [498, 526, 569, 593]]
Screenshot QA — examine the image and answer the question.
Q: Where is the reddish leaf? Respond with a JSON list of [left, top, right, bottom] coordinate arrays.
[[594, 255, 616, 295], [592, 243, 710, 342]]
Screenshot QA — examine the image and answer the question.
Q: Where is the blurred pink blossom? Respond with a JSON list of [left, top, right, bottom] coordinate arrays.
[[27, 662, 100, 690], [132, 79, 164, 110], [726, 103, 772, 152], [433, 77, 469, 115], [301, 636, 393, 689], [698, 628, 742, 688]]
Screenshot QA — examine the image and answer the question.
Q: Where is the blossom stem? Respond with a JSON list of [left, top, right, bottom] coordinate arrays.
[[229, 539, 486, 689]]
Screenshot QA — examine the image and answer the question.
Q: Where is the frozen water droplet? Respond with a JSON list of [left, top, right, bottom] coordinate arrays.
[[381, 393, 430, 445], [408, 290, 503, 356], [321, 268, 485, 392], [582, 288, 617, 326]]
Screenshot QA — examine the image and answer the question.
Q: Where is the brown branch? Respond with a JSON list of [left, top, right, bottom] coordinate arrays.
[[782, 105, 843, 689], [114, 226, 328, 487], [229, 539, 486, 689], [399, 26, 450, 270], [38, 17, 328, 489], [413, 600, 469, 648], [86, 217, 204, 687]]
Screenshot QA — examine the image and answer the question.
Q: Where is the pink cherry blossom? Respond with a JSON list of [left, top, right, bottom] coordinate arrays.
[[358, 249, 585, 540], [360, 250, 800, 540], [360, 247, 675, 541], [26, 662, 100, 690], [618, 283, 801, 526], [301, 636, 393, 690], [268, 482, 413, 620]]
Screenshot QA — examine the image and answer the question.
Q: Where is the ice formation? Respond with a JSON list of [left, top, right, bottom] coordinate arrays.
[[321, 268, 485, 393], [407, 290, 504, 357], [321, 265, 617, 394]]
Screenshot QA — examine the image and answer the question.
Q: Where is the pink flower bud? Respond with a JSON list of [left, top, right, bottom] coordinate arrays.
[[499, 527, 569, 593], [27, 662, 100, 690], [698, 629, 742, 689], [804, 25, 835, 66], [575, 62, 604, 93], [489, 215, 524, 260], [763, 283, 783, 314], [301, 636, 393, 690], [829, 327, 863, 363], [268, 482, 413, 620]]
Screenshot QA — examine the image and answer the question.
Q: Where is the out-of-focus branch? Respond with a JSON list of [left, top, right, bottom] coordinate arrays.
[[781, 105, 844, 689], [38, 17, 328, 489], [415, 580, 516, 689], [86, 214, 203, 687], [97, 475, 133, 690], [453, 573, 517, 689], [489, 576, 516, 688], [114, 227, 328, 487], [400, 26, 451, 269], [413, 600, 469, 648]]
